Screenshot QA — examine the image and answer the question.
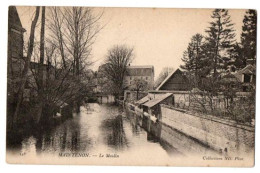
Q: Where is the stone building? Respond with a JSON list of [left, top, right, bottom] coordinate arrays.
[[8, 6, 26, 79], [7, 6, 26, 103], [124, 65, 154, 90]]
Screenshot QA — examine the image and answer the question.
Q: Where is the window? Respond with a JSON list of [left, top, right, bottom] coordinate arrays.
[[130, 77, 132, 80], [243, 74, 251, 83], [146, 77, 148, 80]]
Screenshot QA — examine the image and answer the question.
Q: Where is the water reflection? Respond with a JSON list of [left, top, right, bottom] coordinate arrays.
[[7, 103, 217, 157], [101, 114, 128, 150]]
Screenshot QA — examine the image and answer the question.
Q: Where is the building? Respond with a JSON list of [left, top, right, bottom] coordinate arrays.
[[142, 93, 173, 118], [8, 6, 26, 79], [124, 65, 154, 90], [156, 68, 189, 91], [7, 6, 26, 103], [234, 64, 256, 92], [147, 68, 191, 109]]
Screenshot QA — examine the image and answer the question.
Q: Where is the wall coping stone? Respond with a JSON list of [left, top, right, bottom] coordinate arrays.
[[160, 104, 255, 132]]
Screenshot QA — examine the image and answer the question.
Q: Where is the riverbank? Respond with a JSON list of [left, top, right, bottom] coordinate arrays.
[[6, 103, 254, 166], [123, 101, 255, 158], [6, 102, 74, 148]]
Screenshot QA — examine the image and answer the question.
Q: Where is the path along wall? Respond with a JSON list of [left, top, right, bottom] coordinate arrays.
[[160, 104, 255, 156]]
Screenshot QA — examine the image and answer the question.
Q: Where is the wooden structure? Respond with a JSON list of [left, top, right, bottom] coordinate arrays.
[[156, 68, 189, 91], [142, 93, 173, 119]]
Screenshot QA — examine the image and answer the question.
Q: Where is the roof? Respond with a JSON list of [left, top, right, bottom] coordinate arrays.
[[234, 64, 256, 81], [8, 6, 26, 32], [156, 68, 184, 90], [143, 93, 173, 108], [127, 65, 154, 69], [126, 65, 154, 76], [135, 95, 150, 105]]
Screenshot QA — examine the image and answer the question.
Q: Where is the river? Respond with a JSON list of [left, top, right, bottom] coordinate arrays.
[[7, 103, 219, 165]]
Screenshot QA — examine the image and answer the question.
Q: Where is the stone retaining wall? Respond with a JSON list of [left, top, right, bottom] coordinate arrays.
[[160, 104, 255, 156]]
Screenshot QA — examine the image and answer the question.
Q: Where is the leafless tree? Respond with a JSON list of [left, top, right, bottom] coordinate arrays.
[[12, 6, 104, 125], [62, 7, 103, 76], [47, 7, 67, 69], [34, 6, 46, 123], [103, 45, 134, 98], [13, 7, 40, 125], [130, 78, 148, 100]]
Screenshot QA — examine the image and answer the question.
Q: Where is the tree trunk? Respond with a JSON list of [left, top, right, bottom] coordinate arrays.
[[36, 6, 46, 123], [213, 17, 221, 79], [12, 7, 40, 126]]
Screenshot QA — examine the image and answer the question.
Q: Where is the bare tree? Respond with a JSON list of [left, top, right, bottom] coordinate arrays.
[[62, 7, 103, 76], [13, 7, 40, 125], [34, 6, 46, 123], [46, 7, 103, 112], [48, 7, 67, 69], [130, 78, 148, 100], [103, 45, 134, 98]]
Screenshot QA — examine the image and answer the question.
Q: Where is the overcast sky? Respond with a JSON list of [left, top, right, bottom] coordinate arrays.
[[17, 7, 246, 78]]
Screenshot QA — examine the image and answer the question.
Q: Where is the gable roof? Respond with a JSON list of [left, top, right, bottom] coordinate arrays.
[[8, 6, 26, 32], [143, 93, 173, 108], [156, 68, 183, 91], [234, 64, 256, 82]]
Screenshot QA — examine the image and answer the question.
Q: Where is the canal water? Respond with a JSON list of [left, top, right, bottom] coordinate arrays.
[[7, 103, 218, 163]]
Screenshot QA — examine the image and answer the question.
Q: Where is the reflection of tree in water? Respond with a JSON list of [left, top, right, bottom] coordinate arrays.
[[34, 118, 90, 153], [125, 110, 142, 135], [101, 114, 128, 150]]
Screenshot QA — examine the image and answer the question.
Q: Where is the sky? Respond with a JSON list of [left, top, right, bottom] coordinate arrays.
[[17, 7, 246, 79]]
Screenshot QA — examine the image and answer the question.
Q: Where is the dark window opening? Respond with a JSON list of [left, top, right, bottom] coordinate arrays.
[[244, 74, 251, 83]]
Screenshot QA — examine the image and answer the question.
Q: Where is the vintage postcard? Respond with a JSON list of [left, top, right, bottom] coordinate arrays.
[[6, 6, 256, 166]]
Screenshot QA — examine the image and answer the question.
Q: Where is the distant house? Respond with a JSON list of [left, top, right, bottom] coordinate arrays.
[[156, 68, 189, 91], [234, 64, 256, 92], [8, 6, 26, 79], [124, 65, 154, 90]]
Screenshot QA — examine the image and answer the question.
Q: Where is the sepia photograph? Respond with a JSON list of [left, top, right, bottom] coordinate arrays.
[[6, 5, 256, 167]]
